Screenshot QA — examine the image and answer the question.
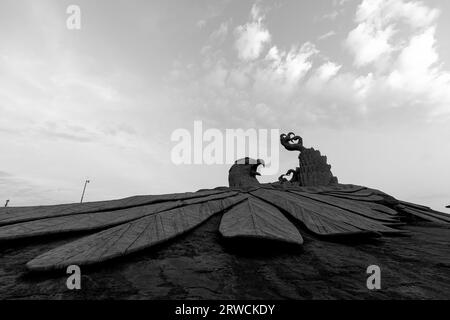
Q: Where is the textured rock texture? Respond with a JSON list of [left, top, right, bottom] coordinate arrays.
[[0, 182, 448, 276], [0, 149, 448, 299], [0, 215, 449, 300], [297, 148, 339, 186], [279, 133, 338, 186]]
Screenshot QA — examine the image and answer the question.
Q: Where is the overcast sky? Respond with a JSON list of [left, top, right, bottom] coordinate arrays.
[[1, 0, 449, 213]]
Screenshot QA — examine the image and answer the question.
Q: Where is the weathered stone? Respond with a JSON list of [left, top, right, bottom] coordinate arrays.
[[279, 133, 338, 186], [26, 194, 247, 271], [219, 196, 303, 245], [0, 132, 447, 283], [0, 188, 231, 227], [0, 215, 449, 299], [0, 192, 238, 241]]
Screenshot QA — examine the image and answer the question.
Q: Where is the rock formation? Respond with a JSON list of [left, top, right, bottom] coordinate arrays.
[[0, 131, 448, 299], [279, 133, 338, 186]]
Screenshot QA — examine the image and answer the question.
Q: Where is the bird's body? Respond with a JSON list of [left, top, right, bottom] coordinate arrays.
[[0, 133, 448, 273]]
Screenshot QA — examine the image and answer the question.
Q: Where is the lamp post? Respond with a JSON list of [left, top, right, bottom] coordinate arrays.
[[80, 180, 90, 204], [4, 200, 9, 207]]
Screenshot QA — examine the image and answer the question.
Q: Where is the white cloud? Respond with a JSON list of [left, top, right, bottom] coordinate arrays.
[[396, 27, 438, 77], [228, 68, 250, 88], [204, 62, 229, 88], [210, 21, 229, 44], [341, 0, 450, 118], [318, 30, 337, 41], [234, 4, 271, 61], [316, 62, 342, 81], [322, 10, 340, 21], [386, 27, 450, 116], [252, 43, 318, 99], [356, 0, 439, 29], [197, 20, 206, 29], [346, 0, 440, 68], [171, 0, 450, 129], [346, 22, 394, 67]]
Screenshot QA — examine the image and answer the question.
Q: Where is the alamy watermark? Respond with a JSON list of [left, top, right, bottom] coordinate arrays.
[[171, 121, 280, 175], [366, 265, 381, 290], [66, 5, 81, 30], [66, 265, 81, 290]]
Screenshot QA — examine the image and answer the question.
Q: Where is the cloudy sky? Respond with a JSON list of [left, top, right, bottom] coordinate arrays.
[[1, 0, 449, 213]]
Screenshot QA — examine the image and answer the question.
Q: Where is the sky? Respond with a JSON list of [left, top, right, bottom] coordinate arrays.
[[0, 0, 449, 214]]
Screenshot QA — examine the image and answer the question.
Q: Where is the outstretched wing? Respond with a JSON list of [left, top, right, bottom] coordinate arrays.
[[0, 188, 247, 271], [0, 188, 231, 227], [27, 193, 248, 271], [249, 185, 402, 237], [219, 183, 448, 241], [0, 190, 238, 241], [1, 183, 448, 271], [219, 195, 304, 245]]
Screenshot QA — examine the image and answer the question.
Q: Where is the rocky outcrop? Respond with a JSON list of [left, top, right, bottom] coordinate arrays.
[[297, 148, 338, 186], [279, 133, 338, 186], [0, 133, 448, 299], [0, 216, 449, 299], [279, 148, 338, 186]]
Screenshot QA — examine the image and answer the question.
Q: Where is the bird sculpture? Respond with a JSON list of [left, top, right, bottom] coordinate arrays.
[[0, 132, 448, 272]]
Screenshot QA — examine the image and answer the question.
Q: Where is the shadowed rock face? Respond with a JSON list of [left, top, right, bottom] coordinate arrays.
[[0, 133, 448, 299], [0, 159, 449, 273], [0, 216, 449, 299]]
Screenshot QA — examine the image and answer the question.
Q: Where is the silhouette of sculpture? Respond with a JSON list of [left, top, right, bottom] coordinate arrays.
[[279, 132, 338, 186], [229, 157, 265, 188], [0, 131, 448, 272]]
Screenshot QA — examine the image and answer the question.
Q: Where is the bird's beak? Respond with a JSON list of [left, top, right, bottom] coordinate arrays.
[[249, 159, 265, 177], [257, 159, 265, 167]]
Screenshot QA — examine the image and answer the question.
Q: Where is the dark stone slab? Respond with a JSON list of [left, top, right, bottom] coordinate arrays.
[[0, 216, 448, 299], [219, 196, 303, 245]]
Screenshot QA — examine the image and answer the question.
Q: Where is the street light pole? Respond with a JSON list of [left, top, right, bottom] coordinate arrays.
[[4, 200, 9, 207], [80, 180, 90, 203]]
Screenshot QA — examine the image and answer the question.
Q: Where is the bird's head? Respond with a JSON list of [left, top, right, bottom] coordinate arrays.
[[228, 157, 265, 188]]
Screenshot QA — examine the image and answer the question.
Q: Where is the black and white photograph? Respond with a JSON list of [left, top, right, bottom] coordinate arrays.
[[0, 0, 449, 314]]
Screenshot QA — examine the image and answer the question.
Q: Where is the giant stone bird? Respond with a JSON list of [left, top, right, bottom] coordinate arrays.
[[0, 132, 448, 272]]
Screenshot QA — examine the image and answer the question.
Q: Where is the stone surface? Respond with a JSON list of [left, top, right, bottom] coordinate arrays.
[[26, 194, 247, 271], [1, 182, 448, 272], [0, 188, 231, 227], [0, 216, 449, 299], [297, 148, 339, 186], [251, 188, 403, 237], [397, 201, 450, 223], [0, 149, 448, 298], [0, 192, 238, 241], [219, 196, 303, 245], [279, 133, 338, 186]]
